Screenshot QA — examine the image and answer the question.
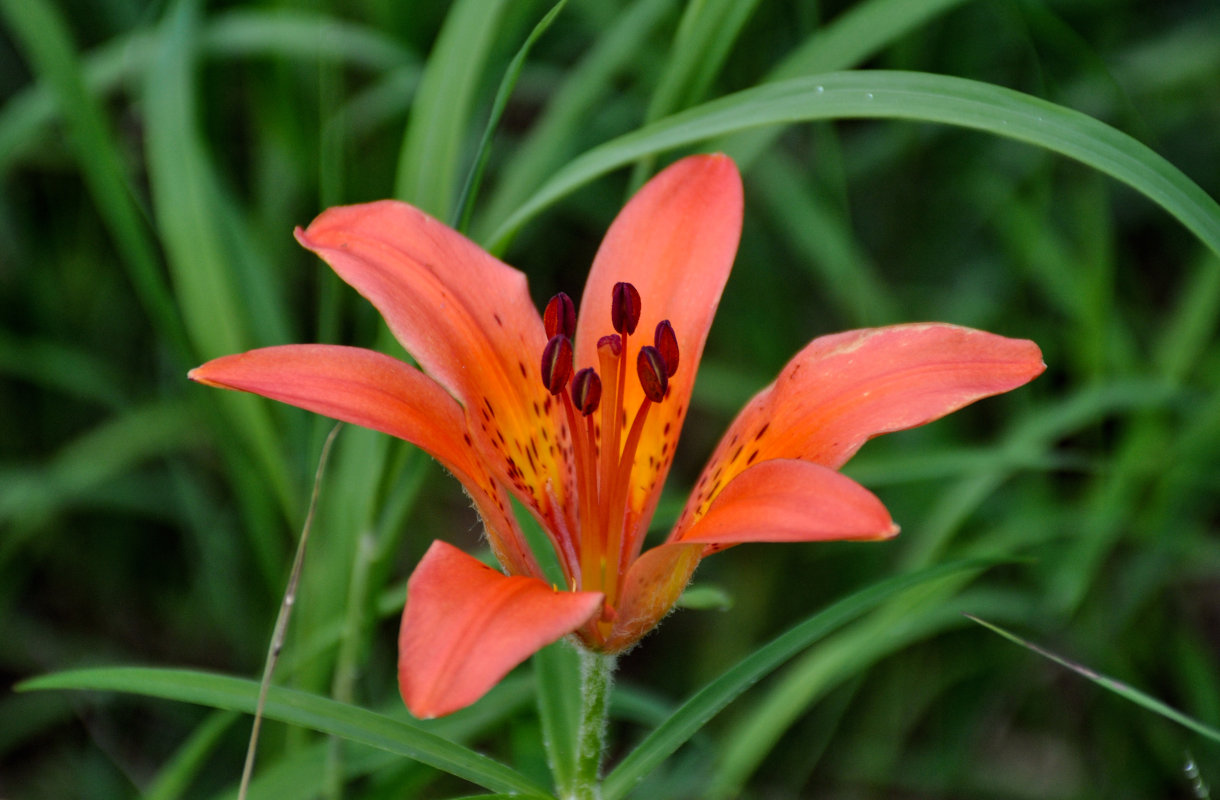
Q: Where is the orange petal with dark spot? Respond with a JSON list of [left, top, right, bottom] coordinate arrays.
[[399, 541, 603, 718], [188, 344, 540, 579], [296, 200, 574, 529], [676, 324, 1044, 533], [679, 459, 898, 547]]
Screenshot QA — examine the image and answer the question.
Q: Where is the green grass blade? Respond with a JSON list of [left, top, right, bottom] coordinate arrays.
[[394, 0, 509, 215], [447, 795, 553, 799], [453, 0, 568, 233], [217, 678, 535, 800], [967, 615, 1220, 746], [19, 667, 554, 797], [486, 72, 1220, 266], [145, 711, 238, 800], [752, 150, 899, 326], [475, 0, 675, 241], [144, 0, 248, 360], [533, 642, 581, 796], [600, 557, 1004, 800], [201, 9, 413, 68], [628, 0, 760, 187], [0, 10, 412, 177], [719, 0, 973, 168], [145, 0, 295, 520], [0, 400, 202, 563], [0, 0, 190, 361], [1154, 252, 1220, 383]]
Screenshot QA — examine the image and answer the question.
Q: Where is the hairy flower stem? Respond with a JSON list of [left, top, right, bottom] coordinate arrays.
[[570, 648, 616, 800]]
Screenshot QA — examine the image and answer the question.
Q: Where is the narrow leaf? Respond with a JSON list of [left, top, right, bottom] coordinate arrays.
[[601, 558, 1004, 799], [967, 615, 1220, 745], [19, 668, 552, 797], [453, 0, 568, 233], [486, 72, 1220, 268]]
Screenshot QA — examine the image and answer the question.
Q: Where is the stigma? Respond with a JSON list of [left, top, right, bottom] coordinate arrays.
[[537, 283, 679, 608]]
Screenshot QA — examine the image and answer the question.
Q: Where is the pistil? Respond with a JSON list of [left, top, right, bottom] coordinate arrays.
[[595, 334, 624, 581]]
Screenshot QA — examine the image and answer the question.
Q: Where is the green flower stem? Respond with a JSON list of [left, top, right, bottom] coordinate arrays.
[[570, 648, 616, 800]]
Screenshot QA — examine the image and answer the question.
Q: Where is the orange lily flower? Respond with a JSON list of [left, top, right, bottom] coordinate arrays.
[[189, 155, 1044, 718]]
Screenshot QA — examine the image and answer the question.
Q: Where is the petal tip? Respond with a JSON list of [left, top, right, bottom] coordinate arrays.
[[186, 362, 226, 388]]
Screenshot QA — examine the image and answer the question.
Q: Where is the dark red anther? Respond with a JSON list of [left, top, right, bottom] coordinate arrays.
[[541, 335, 573, 395], [611, 282, 641, 335], [544, 292, 576, 339], [654, 320, 679, 377], [571, 368, 602, 416], [597, 333, 622, 357], [637, 345, 668, 402]]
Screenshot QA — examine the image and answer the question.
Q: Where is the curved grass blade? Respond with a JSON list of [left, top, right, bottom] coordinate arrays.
[[600, 557, 1005, 800], [485, 72, 1220, 264], [627, 0, 761, 188], [721, 0, 973, 168], [18, 667, 553, 797], [967, 615, 1220, 746], [475, 0, 676, 241], [452, 0, 568, 233], [395, 0, 508, 215]]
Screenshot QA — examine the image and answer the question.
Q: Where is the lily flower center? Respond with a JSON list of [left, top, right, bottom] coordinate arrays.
[[540, 282, 678, 615]]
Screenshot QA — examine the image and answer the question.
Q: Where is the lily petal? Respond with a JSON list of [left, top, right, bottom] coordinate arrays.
[[296, 202, 574, 536], [677, 324, 1044, 532], [188, 344, 540, 578], [602, 541, 703, 653], [573, 155, 744, 530], [399, 541, 603, 718], [679, 459, 898, 549]]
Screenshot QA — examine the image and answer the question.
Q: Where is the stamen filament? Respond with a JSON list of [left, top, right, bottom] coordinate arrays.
[[596, 337, 623, 574], [561, 388, 600, 590], [603, 396, 654, 606], [600, 331, 631, 590]]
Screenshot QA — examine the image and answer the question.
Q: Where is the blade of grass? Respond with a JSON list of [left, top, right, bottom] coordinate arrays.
[[18, 668, 554, 798], [752, 150, 899, 326], [534, 642, 582, 797], [0, 400, 204, 562], [146, 0, 297, 535], [241, 425, 339, 800], [967, 615, 1220, 745], [706, 581, 1029, 798], [0, 10, 413, 177], [718, 0, 974, 168], [453, 0, 568, 233], [144, 0, 250, 359], [146, 712, 238, 800], [395, 0, 509, 215], [628, 0, 761, 188], [485, 72, 1220, 267], [902, 378, 1179, 569], [0, 0, 190, 362], [475, 0, 676, 242], [600, 557, 1004, 800], [220, 677, 535, 800]]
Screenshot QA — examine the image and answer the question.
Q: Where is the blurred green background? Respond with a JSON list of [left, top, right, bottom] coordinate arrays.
[[3, 0, 1219, 797]]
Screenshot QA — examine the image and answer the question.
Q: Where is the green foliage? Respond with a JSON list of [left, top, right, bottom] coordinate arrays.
[[4, 0, 1220, 798]]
